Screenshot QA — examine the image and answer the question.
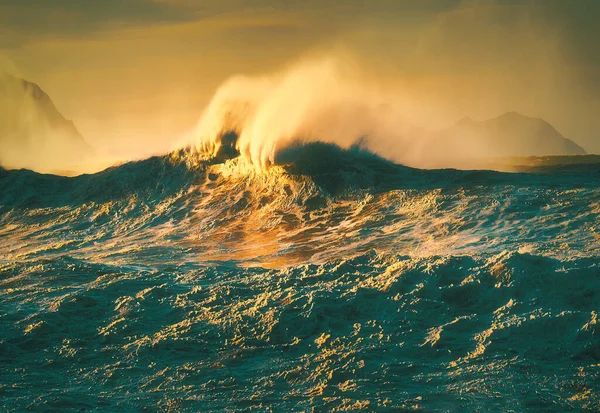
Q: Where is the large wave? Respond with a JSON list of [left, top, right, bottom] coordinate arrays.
[[2, 142, 599, 269], [187, 57, 427, 170]]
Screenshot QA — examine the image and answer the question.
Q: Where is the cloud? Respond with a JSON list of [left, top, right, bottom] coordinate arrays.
[[0, 0, 195, 48], [0, 55, 21, 76]]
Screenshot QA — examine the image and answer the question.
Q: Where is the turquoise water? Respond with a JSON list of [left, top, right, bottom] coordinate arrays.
[[1, 145, 599, 411]]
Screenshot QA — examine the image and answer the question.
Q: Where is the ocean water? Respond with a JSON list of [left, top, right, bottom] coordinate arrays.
[[1, 143, 599, 412]]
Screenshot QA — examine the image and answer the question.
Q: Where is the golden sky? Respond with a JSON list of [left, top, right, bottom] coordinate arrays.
[[1, 0, 599, 156]]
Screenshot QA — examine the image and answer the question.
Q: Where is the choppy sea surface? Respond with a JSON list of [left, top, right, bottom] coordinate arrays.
[[1, 144, 599, 412]]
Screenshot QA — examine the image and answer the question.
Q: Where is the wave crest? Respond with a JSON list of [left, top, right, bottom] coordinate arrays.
[[189, 57, 420, 170]]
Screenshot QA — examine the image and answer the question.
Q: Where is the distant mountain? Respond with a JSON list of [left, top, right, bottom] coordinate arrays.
[[425, 112, 585, 165], [0, 73, 92, 172]]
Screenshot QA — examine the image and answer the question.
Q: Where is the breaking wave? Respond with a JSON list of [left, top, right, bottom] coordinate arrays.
[[187, 57, 429, 170]]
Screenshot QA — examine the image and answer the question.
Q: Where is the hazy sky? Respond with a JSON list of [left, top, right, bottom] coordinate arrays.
[[1, 0, 599, 156]]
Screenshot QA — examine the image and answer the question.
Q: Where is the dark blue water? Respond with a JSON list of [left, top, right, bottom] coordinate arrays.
[[1, 145, 599, 412]]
